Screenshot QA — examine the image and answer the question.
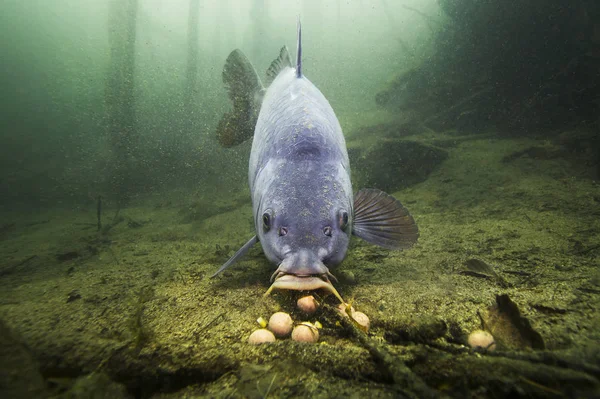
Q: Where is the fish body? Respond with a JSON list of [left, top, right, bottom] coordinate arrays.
[[250, 60, 353, 278], [213, 23, 418, 301]]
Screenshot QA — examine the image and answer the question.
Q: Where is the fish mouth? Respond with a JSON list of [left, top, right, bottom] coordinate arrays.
[[264, 272, 345, 304]]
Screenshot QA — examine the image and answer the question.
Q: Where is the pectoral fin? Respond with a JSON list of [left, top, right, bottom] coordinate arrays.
[[352, 189, 419, 250], [210, 235, 259, 278]]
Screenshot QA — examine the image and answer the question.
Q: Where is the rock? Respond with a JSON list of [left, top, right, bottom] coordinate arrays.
[[348, 138, 447, 192]]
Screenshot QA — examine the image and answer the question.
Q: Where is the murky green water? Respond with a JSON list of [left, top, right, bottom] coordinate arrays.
[[1, 1, 599, 398]]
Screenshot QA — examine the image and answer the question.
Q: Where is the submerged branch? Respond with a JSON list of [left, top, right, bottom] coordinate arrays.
[[327, 305, 440, 399], [423, 86, 493, 126], [401, 5, 441, 32]]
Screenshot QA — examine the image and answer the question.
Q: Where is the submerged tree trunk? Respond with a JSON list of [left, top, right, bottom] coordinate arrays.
[[105, 0, 138, 207], [212, 0, 227, 57], [184, 0, 200, 120], [249, 0, 266, 62]]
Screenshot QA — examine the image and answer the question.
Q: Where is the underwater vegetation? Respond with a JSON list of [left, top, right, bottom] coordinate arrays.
[[378, 0, 600, 134]]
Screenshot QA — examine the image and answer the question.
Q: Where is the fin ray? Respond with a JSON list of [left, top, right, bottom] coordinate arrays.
[[296, 18, 302, 78], [210, 235, 259, 278], [352, 189, 419, 250]]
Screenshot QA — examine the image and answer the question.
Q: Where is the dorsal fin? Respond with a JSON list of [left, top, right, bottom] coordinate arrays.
[[296, 18, 302, 78], [265, 46, 292, 86], [215, 49, 264, 147]]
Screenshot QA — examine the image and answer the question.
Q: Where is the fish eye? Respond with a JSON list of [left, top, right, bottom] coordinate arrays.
[[262, 210, 272, 231], [339, 210, 349, 231], [323, 226, 332, 237]]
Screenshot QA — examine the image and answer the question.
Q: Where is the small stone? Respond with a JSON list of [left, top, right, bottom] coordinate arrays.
[[468, 330, 496, 351], [66, 290, 81, 303], [268, 312, 293, 337], [337, 270, 356, 284], [248, 329, 276, 344], [297, 295, 319, 314], [291, 323, 319, 343]]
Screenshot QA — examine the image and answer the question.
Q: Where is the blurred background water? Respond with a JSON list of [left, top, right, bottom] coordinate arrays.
[[0, 0, 442, 211]]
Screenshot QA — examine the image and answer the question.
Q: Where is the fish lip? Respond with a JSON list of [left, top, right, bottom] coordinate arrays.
[[263, 273, 345, 304]]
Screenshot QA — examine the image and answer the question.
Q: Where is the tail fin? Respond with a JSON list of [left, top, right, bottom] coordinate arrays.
[[296, 18, 302, 78], [215, 49, 264, 147]]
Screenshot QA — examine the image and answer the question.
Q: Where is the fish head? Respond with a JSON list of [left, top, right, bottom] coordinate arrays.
[[259, 201, 352, 272], [256, 167, 352, 301]]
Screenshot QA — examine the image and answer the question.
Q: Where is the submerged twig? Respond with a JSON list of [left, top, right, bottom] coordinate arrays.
[[427, 338, 600, 382], [424, 86, 493, 126], [380, 0, 415, 59], [107, 247, 119, 265], [401, 5, 441, 32], [112, 207, 121, 224], [197, 312, 226, 335], [328, 305, 440, 399], [257, 373, 277, 399], [486, 350, 600, 380], [99, 207, 123, 235], [97, 195, 102, 231], [24, 220, 50, 227]]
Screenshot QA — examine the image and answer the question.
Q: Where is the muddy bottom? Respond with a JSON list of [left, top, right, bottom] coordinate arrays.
[[0, 130, 599, 398]]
